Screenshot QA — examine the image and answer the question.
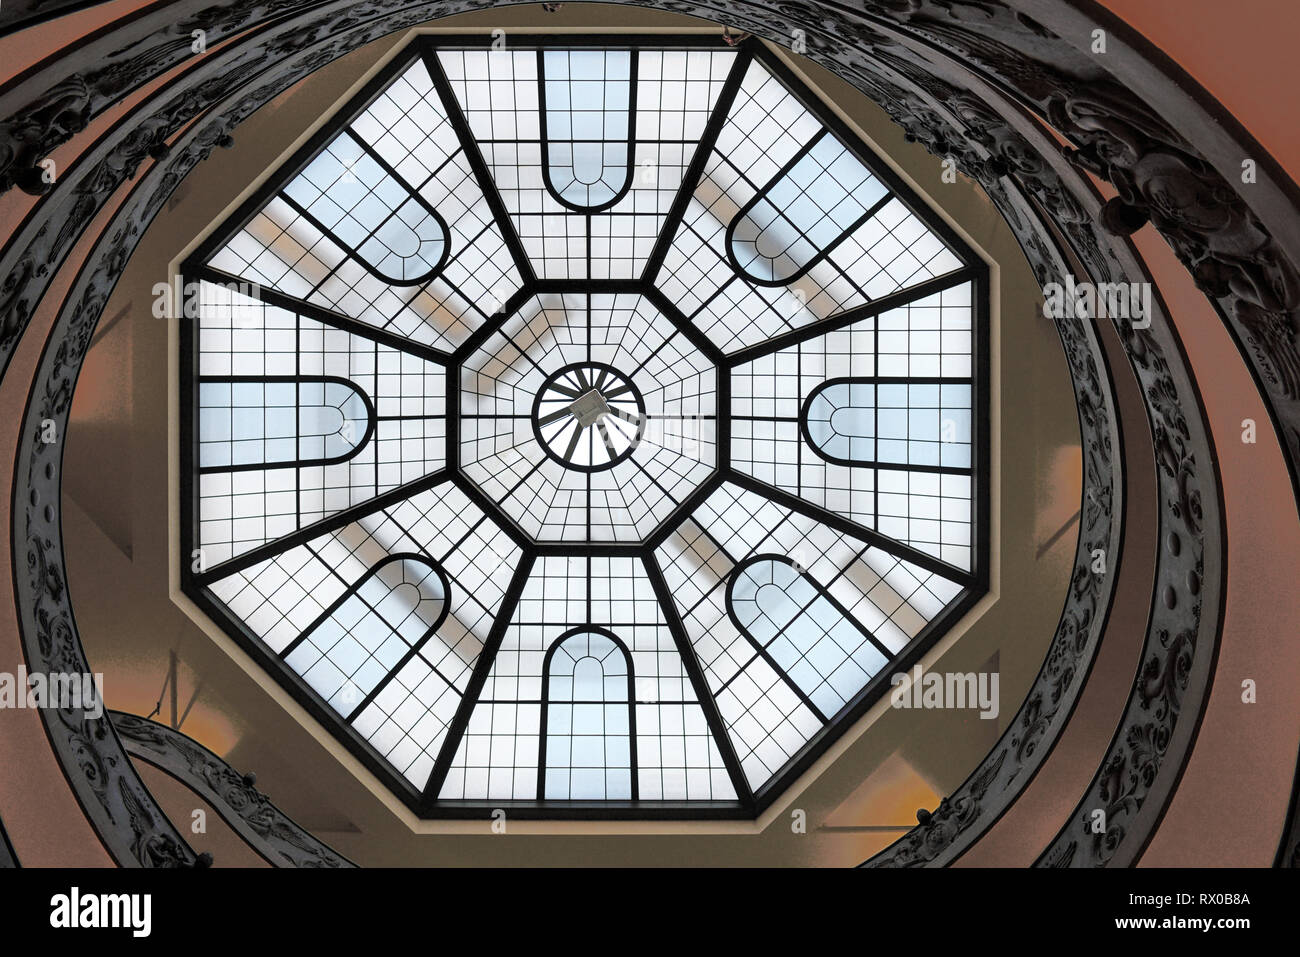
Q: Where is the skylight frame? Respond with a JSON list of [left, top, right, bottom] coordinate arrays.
[[179, 33, 990, 820]]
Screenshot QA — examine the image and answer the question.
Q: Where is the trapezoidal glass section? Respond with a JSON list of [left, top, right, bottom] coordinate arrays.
[[180, 33, 987, 819]]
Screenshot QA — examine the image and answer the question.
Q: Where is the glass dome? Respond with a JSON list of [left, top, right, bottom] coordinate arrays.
[[180, 34, 987, 816]]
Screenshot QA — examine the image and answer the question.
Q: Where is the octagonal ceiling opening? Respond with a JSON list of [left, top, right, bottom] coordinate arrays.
[[178, 32, 988, 818], [460, 290, 719, 544]]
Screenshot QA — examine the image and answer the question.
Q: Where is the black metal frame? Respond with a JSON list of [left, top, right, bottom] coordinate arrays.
[[277, 551, 454, 725], [195, 374, 378, 474], [537, 48, 639, 215], [798, 376, 976, 474], [530, 361, 648, 472], [275, 130, 453, 287], [178, 33, 989, 820], [536, 625, 639, 801]]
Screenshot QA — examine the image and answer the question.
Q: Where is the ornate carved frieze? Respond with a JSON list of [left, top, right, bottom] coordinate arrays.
[[112, 712, 354, 868]]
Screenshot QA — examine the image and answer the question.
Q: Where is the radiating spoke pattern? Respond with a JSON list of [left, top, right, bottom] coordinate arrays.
[[182, 35, 986, 816], [533, 362, 646, 469]]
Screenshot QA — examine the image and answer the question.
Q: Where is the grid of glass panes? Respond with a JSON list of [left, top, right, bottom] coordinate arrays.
[[189, 39, 981, 807]]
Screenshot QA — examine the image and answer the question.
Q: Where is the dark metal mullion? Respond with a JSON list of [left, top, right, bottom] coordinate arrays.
[[449, 474, 532, 553], [277, 542, 354, 660], [726, 469, 973, 585], [642, 286, 725, 366], [595, 419, 618, 459], [474, 137, 695, 145], [537, 642, 552, 800], [828, 547, 898, 663], [627, 451, 681, 508], [750, 41, 980, 269], [691, 509, 741, 569], [437, 218, 524, 326], [295, 315, 301, 533], [796, 341, 803, 499], [422, 48, 537, 284], [564, 421, 584, 461], [874, 298, 880, 525], [445, 356, 459, 473], [725, 640, 829, 725], [534, 278, 641, 294], [775, 546, 896, 665], [724, 267, 977, 368], [540, 414, 574, 444], [195, 264, 454, 366], [372, 337, 380, 500], [641, 46, 754, 283], [344, 567, 467, 724], [681, 268, 735, 326], [842, 460, 974, 477], [501, 456, 550, 506], [737, 191, 895, 294], [439, 514, 490, 566], [644, 556, 754, 807], [422, 553, 537, 805], [626, 654, 640, 800], [195, 470, 451, 585], [512, 696, 671, 705], [718, 360, 731, 473], [344, 625, 450, 724], [625, 324, 679, 381], [492, 310, 564, 383]]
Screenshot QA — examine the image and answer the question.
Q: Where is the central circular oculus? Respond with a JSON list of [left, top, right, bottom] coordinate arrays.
[[531, 361, 646, 471]]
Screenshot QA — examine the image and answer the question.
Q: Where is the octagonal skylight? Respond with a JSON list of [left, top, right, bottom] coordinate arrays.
[[181, 34, 987, 817]]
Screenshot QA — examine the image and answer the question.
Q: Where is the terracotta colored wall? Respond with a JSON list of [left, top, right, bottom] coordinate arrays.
[[1099, 0, 1300, 183]]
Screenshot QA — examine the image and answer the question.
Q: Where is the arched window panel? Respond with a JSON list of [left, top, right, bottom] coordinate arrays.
[[803, 380, 973, 470], [664, 190, 962, 355], [282, 132, 450, 284], [540, 49, 635, 211], [193, 283, 447, 565], [650, 486, 838, 788], [438, 557, 735, 802], [655, 529, 825, 788], [347, 60, 526, 317], [197, 377, 373, 472], [728, 558, 890, 719], [727, 133, 888, 285], [207, 195, 492, 352], [655, 485, 968, 789], [729, 279, 976, 570], [435, 45, 735, 279], [204, 62, 525, 353], [542, 630, 636, 800], [282, 555, 450, 717], [205, 485, 522, 788], [653, 56, 964, 355]]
